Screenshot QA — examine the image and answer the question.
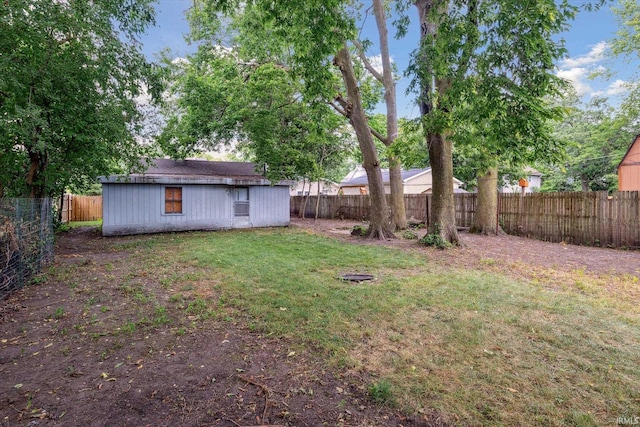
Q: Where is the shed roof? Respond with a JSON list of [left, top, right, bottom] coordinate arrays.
[[523, 166, 543, 177], [99, 159, 291, 186], [141, 159, 264, 178]]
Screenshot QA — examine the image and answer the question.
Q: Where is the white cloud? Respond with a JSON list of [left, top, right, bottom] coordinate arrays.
[[367, 54, 384, 74], [171, 56, 189, 66], [134, 82, 152, 106], [556, 67, 593, 96], [362, 54, 395, 77], [606, 79, 629, 96], [559, 41, 608, 69], [557, 42, 610, 97]]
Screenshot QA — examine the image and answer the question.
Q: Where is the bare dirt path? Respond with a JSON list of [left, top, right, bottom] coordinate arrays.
[[290, 218, 640, 279]]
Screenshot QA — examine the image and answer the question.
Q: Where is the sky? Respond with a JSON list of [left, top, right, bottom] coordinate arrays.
[[139, 1, 635, 119]]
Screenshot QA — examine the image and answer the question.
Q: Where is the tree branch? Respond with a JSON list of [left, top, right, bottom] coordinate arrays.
[[369, 126, 388, 145], [329, 100, 348, 118], [352, 39, 384, 83], [455, 0, 480, 81]]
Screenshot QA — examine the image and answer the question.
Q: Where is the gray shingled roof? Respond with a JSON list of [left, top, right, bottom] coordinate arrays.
[[340, 168, 431, 186], [141, 159, 264, 178]]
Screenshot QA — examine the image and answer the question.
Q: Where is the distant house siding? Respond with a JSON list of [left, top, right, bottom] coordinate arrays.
[[501, 175, 542, 193], [249, 186, 290, 227], [619, 136, 640, 191], [102, 184, 233, 236], [404, 173, 432, 194], [529, 175, 542, 189], [290, 181, 339, 196], [340, 171, 460, 195], [619, 166, 640, 191], [340, 186, 366, 195]]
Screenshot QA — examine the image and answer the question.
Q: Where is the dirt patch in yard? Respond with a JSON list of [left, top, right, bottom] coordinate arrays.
[[0, 225, 444, 427], [1, 219, 638, 427], [291, 218, 640, 279]]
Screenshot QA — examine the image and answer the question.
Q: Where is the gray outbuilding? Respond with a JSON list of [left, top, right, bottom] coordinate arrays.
[[99, 159, 292, 236]]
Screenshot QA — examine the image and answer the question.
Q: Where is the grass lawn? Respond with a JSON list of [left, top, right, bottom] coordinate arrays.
[[57, 220, 102, 231], [76, 227, 640, 425]]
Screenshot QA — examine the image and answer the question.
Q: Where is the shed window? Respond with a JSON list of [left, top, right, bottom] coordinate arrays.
[[234, 187, 249, 216], [165, 187, 183, 214]]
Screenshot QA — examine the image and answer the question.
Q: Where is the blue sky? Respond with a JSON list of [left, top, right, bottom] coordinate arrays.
[[140, 1, 633, 118]]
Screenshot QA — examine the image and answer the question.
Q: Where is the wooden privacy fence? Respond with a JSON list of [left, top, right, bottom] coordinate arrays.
[[291, 194, 477, 227], [499, 191, 640, 248], [62, 194, 102, 222], [291, 191, 640, 249]]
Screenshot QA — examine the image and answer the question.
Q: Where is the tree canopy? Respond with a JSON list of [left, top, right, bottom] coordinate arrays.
[[0, 0, 160, 198], [610, 0, 640, 128], [539, 95, 635, 193], [159, 6, 353, 185], [161, 0, 400, 238]]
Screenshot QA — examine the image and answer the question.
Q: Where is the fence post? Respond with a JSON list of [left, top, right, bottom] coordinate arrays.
[[425, 194, 430, 227], [496, 191, 501, 235]]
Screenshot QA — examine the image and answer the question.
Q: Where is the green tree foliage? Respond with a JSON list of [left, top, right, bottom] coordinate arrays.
[[164, 1, 396, 238], [610, 0, 640, 126], [0, 0, 161, 198], [159, 7, 352, 184], [540, 96, 634, 192]]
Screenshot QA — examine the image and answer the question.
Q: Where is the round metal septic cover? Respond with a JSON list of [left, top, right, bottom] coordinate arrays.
[[340, 273, 375, 282]]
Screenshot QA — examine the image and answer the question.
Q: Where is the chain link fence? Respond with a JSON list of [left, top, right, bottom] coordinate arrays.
[[1, 198, 54, 300]]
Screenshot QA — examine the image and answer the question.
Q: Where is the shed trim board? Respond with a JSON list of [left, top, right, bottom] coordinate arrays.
[[99, 160, 291, 236]]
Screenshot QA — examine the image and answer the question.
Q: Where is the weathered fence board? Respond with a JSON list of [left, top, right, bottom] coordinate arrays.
[[63, 195, 103, 222], [292, 191, 640, 249]]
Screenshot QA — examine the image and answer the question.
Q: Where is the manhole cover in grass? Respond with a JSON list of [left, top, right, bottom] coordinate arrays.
[[340, 273, 375, 282]]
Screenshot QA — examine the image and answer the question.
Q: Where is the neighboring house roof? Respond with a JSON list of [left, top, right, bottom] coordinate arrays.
[[99, 158, 291, 186], [340, 167, 462, 187], [618, 134, 640, 170], [523, 166, 543, 177]]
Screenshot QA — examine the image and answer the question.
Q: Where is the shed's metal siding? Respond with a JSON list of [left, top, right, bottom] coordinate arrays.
[[103, 184, 233, 236], [249, 186, 290, 227], [102, 183, 288, 236]]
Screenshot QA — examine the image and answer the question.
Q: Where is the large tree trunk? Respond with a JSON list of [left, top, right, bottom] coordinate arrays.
[[299, 178, 308, 219], [415, 0, 459, 245], [58, 192, 65, 224], [470, 166, 499, 235], [373, 0, 407, 230], [580, 175, 589, 192], [334, 46, 394, 239], [427, 132, 459, 244], [314, 180, 321, 220], [26, 151, 42, 198], [388, 158, 406, 229]]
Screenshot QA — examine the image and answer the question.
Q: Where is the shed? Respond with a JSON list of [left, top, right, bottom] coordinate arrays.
[[99, 159, 292, 236], [618, 134, 640, 191]]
